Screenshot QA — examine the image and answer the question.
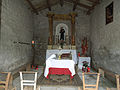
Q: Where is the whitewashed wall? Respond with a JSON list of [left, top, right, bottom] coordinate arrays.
[[0, 0, 34, 71], [90, 0, 120, 75]]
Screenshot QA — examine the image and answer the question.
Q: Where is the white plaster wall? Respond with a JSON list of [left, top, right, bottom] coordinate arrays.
[[90, 0, 120, 74], [0, 0, 34, 71]]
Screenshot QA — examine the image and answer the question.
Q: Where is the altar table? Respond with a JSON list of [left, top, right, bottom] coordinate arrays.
[[44, 54, 75, 79], [46, 49, 78, 64]]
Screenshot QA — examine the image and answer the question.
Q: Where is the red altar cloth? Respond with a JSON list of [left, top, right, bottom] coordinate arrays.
[[46, 67, 74, 79]]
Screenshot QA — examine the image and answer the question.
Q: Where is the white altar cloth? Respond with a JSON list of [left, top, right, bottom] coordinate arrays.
[[46, 49, 78, 64], [44, 54, 75, 77]]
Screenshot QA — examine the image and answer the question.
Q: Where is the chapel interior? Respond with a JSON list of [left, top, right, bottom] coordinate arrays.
[[0, 0, 120, 90]]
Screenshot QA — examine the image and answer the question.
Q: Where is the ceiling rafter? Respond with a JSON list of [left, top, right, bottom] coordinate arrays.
[[25, 0, 38, 15], [60, 0, 64, 7], [36, 1, 59, 12], [87, 0, 100, 4], [46, 0, 51, 11], [64, 0, 92, 9], [87, 0, 99, 15], [73, 0, 79, 11], [26, 0, 99, 15]]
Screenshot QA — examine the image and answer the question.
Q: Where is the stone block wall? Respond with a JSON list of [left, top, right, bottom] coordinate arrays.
[[90, 0, 120, 74], [33, 3, 90, 65], [0, 0, 34, 71]]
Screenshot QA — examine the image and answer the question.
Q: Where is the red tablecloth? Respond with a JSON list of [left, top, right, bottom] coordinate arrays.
[[46, 67, 74, 79]]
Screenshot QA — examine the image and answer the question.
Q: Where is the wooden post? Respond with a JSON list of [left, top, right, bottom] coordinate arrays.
[[78, 87, 82, 90], [98, 68, 104, 78], [70, 13, 76, 45], [26, 63, 31, 71], [47, 13, 54, 45], [116, 75, 119, 90]]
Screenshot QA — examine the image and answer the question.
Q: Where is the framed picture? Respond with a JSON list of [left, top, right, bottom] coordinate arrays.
[[106, 2, 113, 24]]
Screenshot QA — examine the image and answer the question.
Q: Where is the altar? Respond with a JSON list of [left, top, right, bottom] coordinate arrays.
[[46, 49, 78, 64], [44, 54, 76, 79], [44, 12, 78, 80], [44, 49, 78, 78]]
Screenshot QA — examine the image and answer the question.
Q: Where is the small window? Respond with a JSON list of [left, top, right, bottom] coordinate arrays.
[[106, 2, 113, 25]]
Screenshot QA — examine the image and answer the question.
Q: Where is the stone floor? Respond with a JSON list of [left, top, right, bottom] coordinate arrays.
[[13, 66, 116, 90]]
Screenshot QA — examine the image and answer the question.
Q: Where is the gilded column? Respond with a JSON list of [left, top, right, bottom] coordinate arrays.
[[48, 13, 54, 45], [70, 13, 76, 45]]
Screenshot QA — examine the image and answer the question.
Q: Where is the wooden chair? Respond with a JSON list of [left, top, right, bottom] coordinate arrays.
[[20, 71, 37, 90], [0, 72, 11, 90], [82, 73, 100, 90]]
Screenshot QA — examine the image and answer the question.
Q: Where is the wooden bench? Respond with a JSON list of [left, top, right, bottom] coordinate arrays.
[[106, 74, 120, 90], [10, 62, 31, 84], [5, 62, 31, 90]]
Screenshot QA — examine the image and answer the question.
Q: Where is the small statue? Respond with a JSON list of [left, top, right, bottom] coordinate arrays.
[[81, 37, 88, 56], [82, 61, 90, 72], [60, 27, 65, 49]]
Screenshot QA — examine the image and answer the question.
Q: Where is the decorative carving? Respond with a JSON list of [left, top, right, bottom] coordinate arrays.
[[47, 12, 77, 46]]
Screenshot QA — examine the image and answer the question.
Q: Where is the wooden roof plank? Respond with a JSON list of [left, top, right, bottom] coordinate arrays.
[[87, 0, 99, 15], [60, 0, 64, 7], [64, 0, 92, 9], [87, 0, 99, 4], [46, 0, 51, 11], [25, 0, 38, 15], [73, 0, 79, 11]]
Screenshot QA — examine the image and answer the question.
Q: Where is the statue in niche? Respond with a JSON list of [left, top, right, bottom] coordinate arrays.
[[60, 27, 65, 48]]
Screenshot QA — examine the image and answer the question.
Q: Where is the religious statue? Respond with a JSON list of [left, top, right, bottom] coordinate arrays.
[[81, 37, 88, 56], [82, 61, 90, 72], [60, 27, 65, 48]]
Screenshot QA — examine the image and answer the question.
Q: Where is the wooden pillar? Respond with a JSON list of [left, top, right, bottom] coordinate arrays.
[[70, 13, 76, 45], [48, 13, 54, 45]]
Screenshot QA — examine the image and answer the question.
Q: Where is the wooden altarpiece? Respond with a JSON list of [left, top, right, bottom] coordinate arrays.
[[47, 12, 77, 45]]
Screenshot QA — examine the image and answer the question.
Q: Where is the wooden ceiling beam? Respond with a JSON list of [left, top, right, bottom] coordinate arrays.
[[73, 0, 79, 11], [64, 0, 92, 9], [87, 0, 99, 4], [60, 0, 64, 7], [36, 1, 59, 11], [46, 0, 51, 11], [25, 0, 38, 15], [77, 2, 92, 9], [87, 0, 99, 15]]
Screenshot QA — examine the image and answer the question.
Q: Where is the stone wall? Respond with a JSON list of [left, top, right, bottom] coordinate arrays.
[[0, 0, 34, 71], [90, 0, 120, 75], [0, 0, 1, 71], [33, 3, 90, 65]]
